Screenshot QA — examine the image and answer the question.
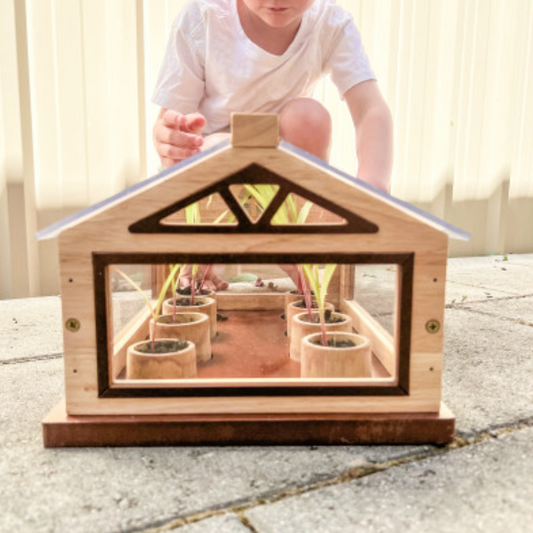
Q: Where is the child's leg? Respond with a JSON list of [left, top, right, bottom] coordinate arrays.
[[279, 98, 332, 161]]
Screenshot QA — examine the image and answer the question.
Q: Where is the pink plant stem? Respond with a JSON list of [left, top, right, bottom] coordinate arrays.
[[296, 269, 304, 294], [197, 264, 212, 294], [149, 320, 156, 353], [321, 324, 328, 347], [172, 292, 177, 323], [190, 272, 197, 305], [299, 271, 313, 321]]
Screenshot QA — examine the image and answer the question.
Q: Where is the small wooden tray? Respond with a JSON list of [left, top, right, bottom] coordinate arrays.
[[42, 399, 455, 447]]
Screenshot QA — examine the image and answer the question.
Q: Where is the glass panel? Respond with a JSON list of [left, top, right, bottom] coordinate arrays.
[[110, 264, 153, 338], [160, 193, 237, 226], [104, 262, 400, 387], [228, 183, 280, 223], [271, 193, 347, 226], [353, 264, 397, 336]]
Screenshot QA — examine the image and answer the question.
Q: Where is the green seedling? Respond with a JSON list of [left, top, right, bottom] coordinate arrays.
[[184, 202, 203, 304], [168, 263, 184, 321], [302, 263, 338, 347]]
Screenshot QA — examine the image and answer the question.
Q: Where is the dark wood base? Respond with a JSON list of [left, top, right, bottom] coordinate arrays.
[[42, 400, 455, 447]]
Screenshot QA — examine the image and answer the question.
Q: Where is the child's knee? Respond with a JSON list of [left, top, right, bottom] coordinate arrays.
[[280, 98, 331, 129], [279, 98, 332, 159]]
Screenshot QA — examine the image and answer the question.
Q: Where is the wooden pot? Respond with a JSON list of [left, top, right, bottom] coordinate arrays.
[[152, 313, 211, 362], [163, 296, 217, 340], [284, 291, 313, 317], [286, 300, 334, 338], [289, 311, 352, 362], [285, 291, 304, 309], [126, 339, 197, 379], [301, 332, 372, 378]]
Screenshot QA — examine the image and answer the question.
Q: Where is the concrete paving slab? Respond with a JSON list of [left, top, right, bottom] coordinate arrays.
[[1, 255, 532, 533], [442, 307, 533, 437], [446, 255, 533, 297], [497, 253, 533, 266], [444, 282, 511, 306], [0, 358, 429, 533], [0, 296, 63, 361], [456, 295, 533, 326], [244, 426, 533, 533], [168, 514, 251, 532]]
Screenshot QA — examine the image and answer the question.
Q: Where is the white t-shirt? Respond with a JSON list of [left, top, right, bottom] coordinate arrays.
[[152, 0, 375, 134]]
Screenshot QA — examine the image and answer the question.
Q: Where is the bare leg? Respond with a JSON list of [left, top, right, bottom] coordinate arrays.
[[279, 98, 332, 161]]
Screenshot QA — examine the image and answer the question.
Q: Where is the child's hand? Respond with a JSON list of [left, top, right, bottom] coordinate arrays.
[[180, 265, 229, 292], [153, 109, 206, 168]]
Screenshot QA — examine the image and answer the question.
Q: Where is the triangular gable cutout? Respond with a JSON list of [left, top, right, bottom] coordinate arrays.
[[228, 183, 281, 224], [270, 192, 348, 227], [129, 164, 379, 234], [159, 192, 237, 227]]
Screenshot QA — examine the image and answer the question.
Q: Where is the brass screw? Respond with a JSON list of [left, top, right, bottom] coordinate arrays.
[[65, 318, 81, 332], [425, 319, 440, 334]]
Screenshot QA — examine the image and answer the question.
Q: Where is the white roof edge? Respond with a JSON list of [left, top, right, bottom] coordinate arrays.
[[279, 141, 471, 241], [36, 140, 232, 241]]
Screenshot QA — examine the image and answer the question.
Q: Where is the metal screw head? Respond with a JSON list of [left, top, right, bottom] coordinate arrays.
[[425, 319, 441, 334], [65, 318, 81, 332]]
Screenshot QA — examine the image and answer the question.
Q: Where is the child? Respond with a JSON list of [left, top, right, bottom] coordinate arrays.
[[152, 0, 393, 289]]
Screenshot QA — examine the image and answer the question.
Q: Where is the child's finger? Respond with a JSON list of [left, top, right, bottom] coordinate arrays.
[[159, 142, 201, 162], [161, 109, 182, 129], [171, 129, 204, 149], [178, 115, 188, 130], [183, 113, 207, 135]]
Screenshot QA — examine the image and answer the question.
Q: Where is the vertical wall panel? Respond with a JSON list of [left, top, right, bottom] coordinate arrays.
[[511, 0, 533, 199], [0, 0, 39, 298], [26, 1, 62, 210]]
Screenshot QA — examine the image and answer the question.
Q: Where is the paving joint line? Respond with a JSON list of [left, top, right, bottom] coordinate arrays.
[[446, 292, 533, 308], [447, 305, 533, 327], [128, 420, 533, 533], [0, 353, 63, 365]]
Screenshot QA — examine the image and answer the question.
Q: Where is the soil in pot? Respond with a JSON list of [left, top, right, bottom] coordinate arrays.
[[286, 300, 335, 338], [177, 287, 215, 298], [177, 286, 217, 306], [153, 313, 211, 362], [126, 338, 197, 379], [289, 311, 352, 362], [300, 332, 371, 378], [310, 338, 356, 348], [134, 339, 188, 353]]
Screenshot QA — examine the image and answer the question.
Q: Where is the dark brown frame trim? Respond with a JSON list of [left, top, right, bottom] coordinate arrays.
[[94, 253, 414, 399], [128, 164, 379, 234]]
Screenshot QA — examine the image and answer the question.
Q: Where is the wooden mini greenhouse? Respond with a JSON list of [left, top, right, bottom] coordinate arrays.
[[39, 114, 469, 447]]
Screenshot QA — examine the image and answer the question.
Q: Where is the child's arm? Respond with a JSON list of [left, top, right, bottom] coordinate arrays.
[[153, 108, 206, 168], [345, 80, 393, 193]]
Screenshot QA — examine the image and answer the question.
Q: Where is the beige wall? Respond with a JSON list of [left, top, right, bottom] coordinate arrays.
[[1, 0, 532, 298]]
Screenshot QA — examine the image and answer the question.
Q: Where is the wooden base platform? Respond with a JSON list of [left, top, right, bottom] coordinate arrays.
[[42, 400, 455, 447]]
